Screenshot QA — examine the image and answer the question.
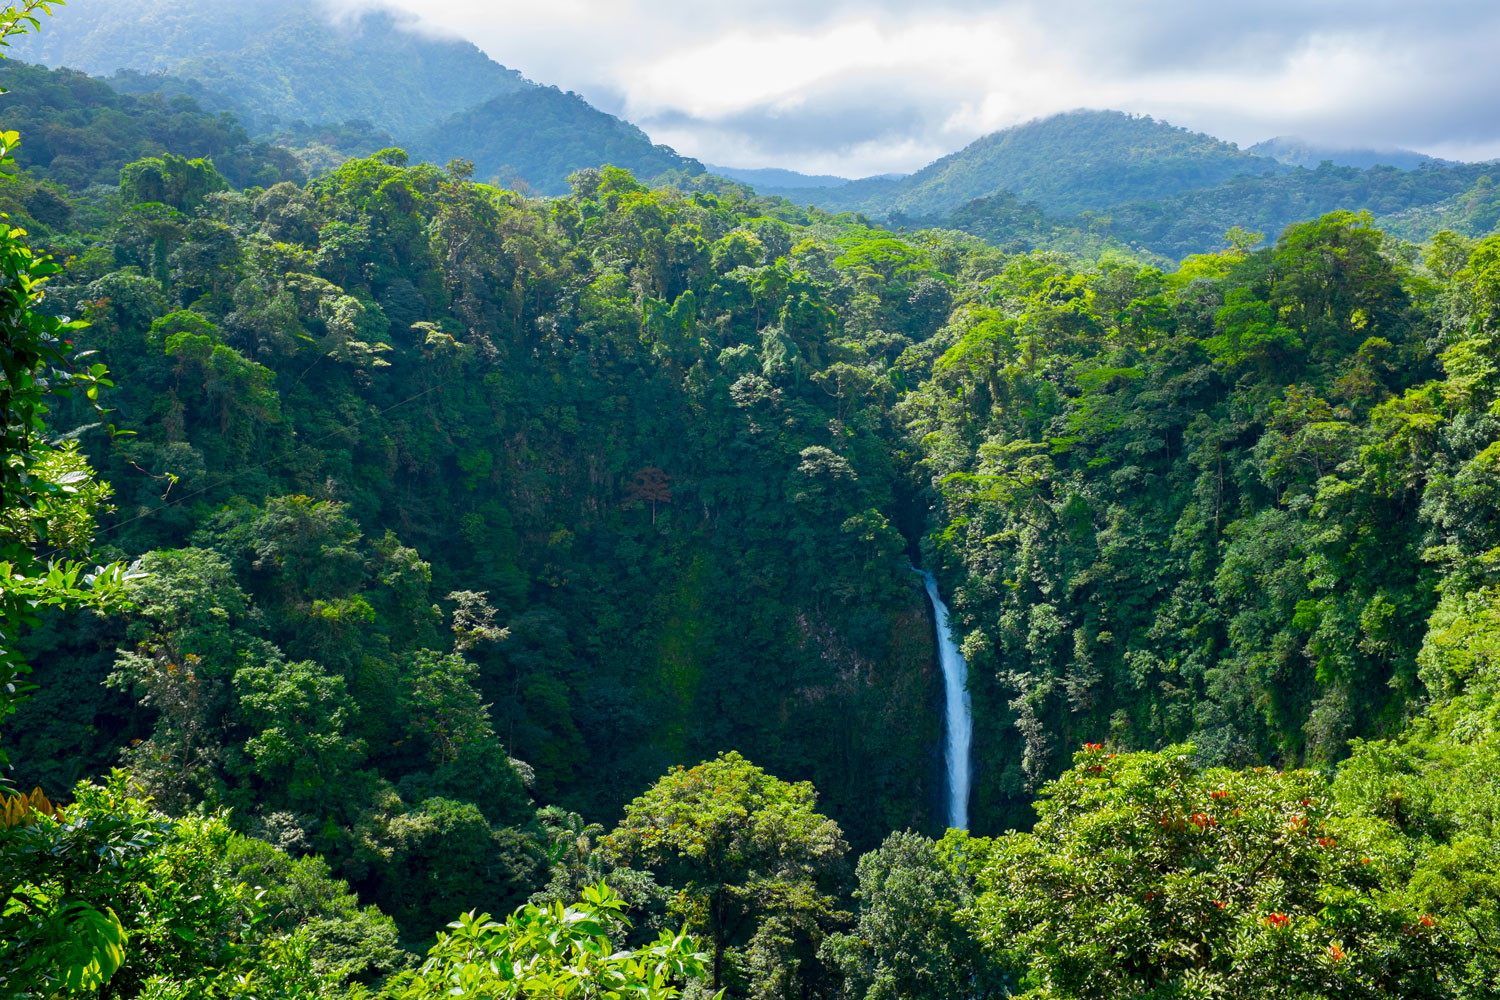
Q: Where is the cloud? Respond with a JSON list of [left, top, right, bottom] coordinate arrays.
[[336, 0, 1500, 176]]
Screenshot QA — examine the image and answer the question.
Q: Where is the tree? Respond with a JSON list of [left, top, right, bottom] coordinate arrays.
[[604, 752, 849, 998], [0, 774, 318, 997], [822, 831, 1003, 1000], [384, 883, 709, 1000], [357, 796, 538, 938], [972, 744, 1467, 999], [626, 466, 672, 524], [118, 154, 229, 212], [0, 0, 133, 786]]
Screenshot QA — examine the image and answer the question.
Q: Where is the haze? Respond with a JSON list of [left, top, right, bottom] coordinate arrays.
[[333, 0, 1500, 177]]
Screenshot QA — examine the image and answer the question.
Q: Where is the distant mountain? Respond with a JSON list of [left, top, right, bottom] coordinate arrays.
[[14, 0, 532, 134], [1380, 172, 1500, 241], [417, 87, 705, 196], [932, 159, 1499, 262], [783, 110, 1282, 220], [1249, 136, 1452, 171], [705, 164, 853, 190]]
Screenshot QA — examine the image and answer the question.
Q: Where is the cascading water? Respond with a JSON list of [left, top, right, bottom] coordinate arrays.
[[918, 570, 972, 831]]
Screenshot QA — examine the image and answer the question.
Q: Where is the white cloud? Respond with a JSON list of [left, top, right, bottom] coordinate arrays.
[[337, 0, 1500, 176]]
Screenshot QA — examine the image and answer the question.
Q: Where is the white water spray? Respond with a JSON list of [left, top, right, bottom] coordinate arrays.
[[918, 570, 972, 831]]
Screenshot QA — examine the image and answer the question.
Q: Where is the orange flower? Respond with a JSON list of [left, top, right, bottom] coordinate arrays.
[[1264, 912, 1291, 929], [1327, 942, 1346, 961], [1420, 915, 1436, 928], [1318, 837, 1336, 849], [1082, 742, 1103, 750], [1210, 789, 1229, 800], [1212, 900, 1226, 910]]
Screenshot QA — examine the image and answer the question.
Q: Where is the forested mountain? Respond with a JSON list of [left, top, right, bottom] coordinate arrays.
[[8, 2, 1500, 998], [771, 111, 1284, 219], [0, 59, 303, 190], [15, 0, 532, 133], [416, 86, 706, 194], [745, 111, 1497, 261]]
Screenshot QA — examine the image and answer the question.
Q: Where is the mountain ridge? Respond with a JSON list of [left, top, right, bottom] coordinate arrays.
[[14, 0, 532, 134]]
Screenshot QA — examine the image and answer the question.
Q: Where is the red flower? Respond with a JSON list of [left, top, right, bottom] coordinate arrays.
[[1420, 915, 1436, 928], [1264, 912, 1291, 929], [1082, 742, 1102, 750], [1210, 789, 1229, 800], [1189, 813, 1216, 829], [1318, 836, 1336, 849]]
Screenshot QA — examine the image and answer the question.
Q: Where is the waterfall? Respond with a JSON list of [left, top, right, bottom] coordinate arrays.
[[918, 570, 972, 831]]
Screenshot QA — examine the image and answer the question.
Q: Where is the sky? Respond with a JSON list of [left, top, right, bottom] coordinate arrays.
[[338, 0, 1500, 178]]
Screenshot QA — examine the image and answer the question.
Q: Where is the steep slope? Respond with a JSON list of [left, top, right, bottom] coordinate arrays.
[[417, 87, 704, 195], [14, 0, 531, 134], [0, 59, 303, 189]]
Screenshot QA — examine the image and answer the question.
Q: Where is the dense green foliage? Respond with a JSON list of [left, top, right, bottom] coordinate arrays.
[[0, 59, 303, 190], [7, 7, 1500, 997], [386, 884, 708, 1000], [605, 752, 849, 995]]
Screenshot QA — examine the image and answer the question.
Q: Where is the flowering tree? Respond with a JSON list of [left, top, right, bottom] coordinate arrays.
[[972, 744, 1463, 999]]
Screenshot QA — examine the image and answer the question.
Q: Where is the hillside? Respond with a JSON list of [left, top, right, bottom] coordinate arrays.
[[0, 59, 303, 189], [931, 159, 1499, 260], [769, 110, 1284, 220], [417, 86, 704, 194], [13, 0, 532, 134]]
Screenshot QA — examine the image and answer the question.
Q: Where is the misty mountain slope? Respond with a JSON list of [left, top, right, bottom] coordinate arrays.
[[417, 87, 704, 195], [14, 0, 531, 134], [1249, 135, 1451, 170], [705, 164, 855, 190]]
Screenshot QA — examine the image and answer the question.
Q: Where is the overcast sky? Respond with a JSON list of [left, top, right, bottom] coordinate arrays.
[[338, 0, 1500, 178]]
